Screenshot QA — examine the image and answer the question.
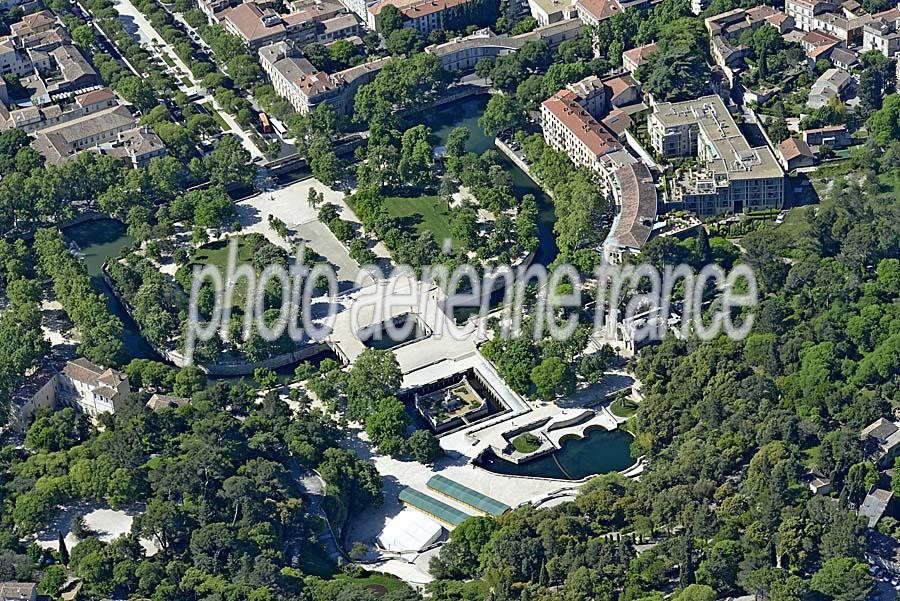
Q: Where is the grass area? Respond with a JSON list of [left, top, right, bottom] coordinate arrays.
[[610, 397, 638, 419], [298, 543, 337, 578], [382, 194, 452, 245], [202, 102, 230, 131], [160, 53, 174, 67], [777, 205, 815, 239], [511, 432, 542, 454], [179, 236, 269, 316], [335, 572, 408, 594], [180, 76, 192, 88]]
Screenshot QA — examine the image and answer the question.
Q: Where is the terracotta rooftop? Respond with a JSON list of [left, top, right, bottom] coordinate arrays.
[[75, 87, 115, 107], [222, 3, 285, 42], [779, 137, 813, 161], [369, 0, 472, 19], [576, 0, 623, 21], [542, 89, 623, 158], [622, 42, 658, 65]]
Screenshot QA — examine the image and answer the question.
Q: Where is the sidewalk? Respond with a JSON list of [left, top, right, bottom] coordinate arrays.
[[112, 0, 264, 159]]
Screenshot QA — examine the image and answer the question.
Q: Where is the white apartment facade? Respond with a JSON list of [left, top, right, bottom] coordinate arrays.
[[785, 0, 834, 31]]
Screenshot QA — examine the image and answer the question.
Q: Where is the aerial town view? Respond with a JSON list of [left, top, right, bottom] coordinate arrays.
[[0, 0, 898, 596]]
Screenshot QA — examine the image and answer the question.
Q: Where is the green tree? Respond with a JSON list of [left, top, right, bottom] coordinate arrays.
[[531, 357, 575, 399], [365, 395, 409, 457], [405, 429, 442, 464], [810, 557, 873, 601], [345, 349, 401, 420], [479, 94, 523, 136]]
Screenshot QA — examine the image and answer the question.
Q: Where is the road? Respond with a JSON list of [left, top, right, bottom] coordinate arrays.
[[111, 0, 264, 159]]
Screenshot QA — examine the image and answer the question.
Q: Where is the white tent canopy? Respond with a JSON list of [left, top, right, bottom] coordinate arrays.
[[377, 509, 445, 553]]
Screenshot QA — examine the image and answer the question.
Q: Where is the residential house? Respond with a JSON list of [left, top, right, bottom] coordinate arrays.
[[801, 123, 852, 148], [648, 95, 784, 215], [859, 488, 895, 528], [861, 417, 900, 467], [0, 582, 37, 601], [779, 137, 816, 170], [147, 394, 191, 411], [807, 67, 851, 108], [7, 358, 130, 431], [800, 29, 841, 66], [828, 45, 859, 69], [863, 7, 900, 57], [622, 42, 658, 75], [802, 471, 833, 495], [56, 358, 130, 418]]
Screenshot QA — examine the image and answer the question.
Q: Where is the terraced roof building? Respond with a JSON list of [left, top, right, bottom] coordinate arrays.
[[649, 95, 783, 216]]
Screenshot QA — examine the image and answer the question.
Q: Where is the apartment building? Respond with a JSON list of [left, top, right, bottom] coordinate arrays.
[[541, 88, 622, 172], [785, 0, 835, 31], [863, 7, 900, 57], [259, 39, 389, 113], [649, 95, 783, 215], [30, 104, 138, 164], [1, 86, 116, 133], [526, 0, 575, 27], [366, 0, 477, 33], [259, 40, 336, 112], [221, 0, 351, 50], [425, 18, 583, 72]]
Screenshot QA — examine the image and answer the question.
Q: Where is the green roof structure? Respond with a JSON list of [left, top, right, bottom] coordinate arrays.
[[398, 487, 472, 527], [426, 475, 511, 517]]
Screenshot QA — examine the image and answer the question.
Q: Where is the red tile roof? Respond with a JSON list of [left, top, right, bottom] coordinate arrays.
[[542, 90, 622, 158]]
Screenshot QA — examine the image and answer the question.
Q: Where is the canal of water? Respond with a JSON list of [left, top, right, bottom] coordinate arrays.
[[475, 427, 636, 480]]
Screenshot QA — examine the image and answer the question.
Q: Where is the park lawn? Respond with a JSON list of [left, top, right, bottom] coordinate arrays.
[[183, 237, 258, 316], [203, 103, 231, 131], [511, 432, 542, 454], [180, 76, 193, 88], [610, 397, 638, 419], [335, 572, 408, 593], [777, 205, 815, 239], [160, 53, 174, 67], [382, 194, 452, 245]]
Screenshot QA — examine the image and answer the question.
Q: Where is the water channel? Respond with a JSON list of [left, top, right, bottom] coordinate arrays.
[[475, 427, 636, 480]]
